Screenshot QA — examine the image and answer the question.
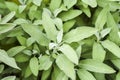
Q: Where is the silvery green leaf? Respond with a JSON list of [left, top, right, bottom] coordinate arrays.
[[56, 54, 76, 80], [81, 0, 97, 8], [53, 18, 63, 30], [116, 72, 120, 80], [18, 5, 26, 13], [59, 44, 78, 64], [0, 11, 16, 24], [1, 76, 16, 80], [0, 49, 20, 70], [32, 0, 42, 6], [63, 0, 77, 9], [100, 28, 111, 38], [0, 64, 4, 73], [76, 45, 82, 59], [63, 27, 98, 43], [5, 2, 18, 11], [13, 18, 28, 24], [50, 0, 62, 11], [57, 30, 63, 43], [49, 43, 57, 50]]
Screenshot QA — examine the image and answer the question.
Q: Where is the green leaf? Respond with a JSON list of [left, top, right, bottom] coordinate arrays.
[[29, 57, 39, 76], [63, 27, 98, 43], [95, 6, 109, 30], [94, 73, 106, 80], [57, 30, 63, 43], [100, 28, 111, 38], [7, 46, 26, 57], [101, 40, 120, 58], [24, 66, 32, 78], [42, 8, 58, 41], [0, 11, 16, 24], [92, 42, 106, 62], [116, 72, 120, 80], [81, 0, 97, 8], [50, 0, 62, 11], [79, 59, 115, 73], [0, 49, 20, 70], [59, 10, 82, 21], [76, 45, 82, 59], [18, 5, 26, 13], [51, 65, 68, 80], [56, 54, 76, 80], [0, 64, 4, 73], [39, 55, 53, 70], [63, 0, 77, 9], [80, 6, 91, 17], [32, 0, 42, 6], [17, 36, 26, 46], [26, 37, 35, 47], [107, 12, 120, 45], [1, 76, 16, 80], [63, 19, 76, 32], [5, 2, 18, 11], [21, 24, 49, 46], [59, 44, 78, 64], [111, 59, 120, 69], [77, 69, 96, 80], [41, 67, 52, 80], [0, 23, 16, 34]]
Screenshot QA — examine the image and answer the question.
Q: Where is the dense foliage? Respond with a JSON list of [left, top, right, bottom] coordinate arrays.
[[0, 0, 120, 80]]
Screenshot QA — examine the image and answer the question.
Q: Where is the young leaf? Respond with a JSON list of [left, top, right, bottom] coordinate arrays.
[[81, 0, 97, 8], [63, 0, 77, 9], [39, 55, 53, 70], [77, 69, 96, 80], [7, 46, 26, 57], [59, 10, 82, 21], [59, 44, 78, 64], [1, 76, 16, 80], [63, 27, 98, 43], [95, 6, 109, 30], [50, 0, 62, 11], [0, 49, 20, 70], [79, 59, 115, 73], [0, 11, 16, 24], [101, 40, 120, 58], [21, 24, 49, 46], [92, 42, 106, 62], [56, 54, 76, 80], [29, 57, 39, 76], [0, 23, 16, 34], [42, 8, 58, 41]]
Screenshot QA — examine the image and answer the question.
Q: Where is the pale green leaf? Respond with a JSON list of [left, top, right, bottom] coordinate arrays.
[[59, 44, 78, 64], [0, 23, 16, 34], [92, 42, 106, 62], [95, 6, 109, 30], [76, 45, 82, 59], [50, 0, 62, 11], [39, 55, 53, 70], [94, 73, 106, 80], [26, 37, 35, 47], [32, 0, 42, 6], [111, 59, 120, 69], [42, 8, 58, 41], [77, 69, 96, 80], [101, 40, 120, 58], [41, 68, 52, 80], [0, 49, 20, 69], [1, 76, 16, 80], [59, 10, 82, 21], [63, 27, 98, 43], [57, 30, 63, 43], [56, 54, 76, 80], [5, 2, 18, 11], [7, 46, 26, 57], [18, 5, 26, 13], [29, 57, 39, 76], [81, 0, 97, 8], [17, 36, 26, 46], [79, 59, 115, 73], [100, 28, 111, 38], [0, 11, 15, 24], [63, 0, 77, 9], [21, 24, 49, 46]]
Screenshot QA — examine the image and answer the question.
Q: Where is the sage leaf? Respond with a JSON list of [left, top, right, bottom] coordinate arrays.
[[29, 57, 39, 76], [63, 0, 77, 9], [1, 76, 16, 80], [0, 49, 20, 70], [56, 54, 76, 80], [59, 44, 78, 64], [77, 69, 96, 80], [81, 0, 97, 8], [50, 0, 62, 11], [63, 27, 98, 43], [101, 40, 120, 58], [79, 59, 115, 73]]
